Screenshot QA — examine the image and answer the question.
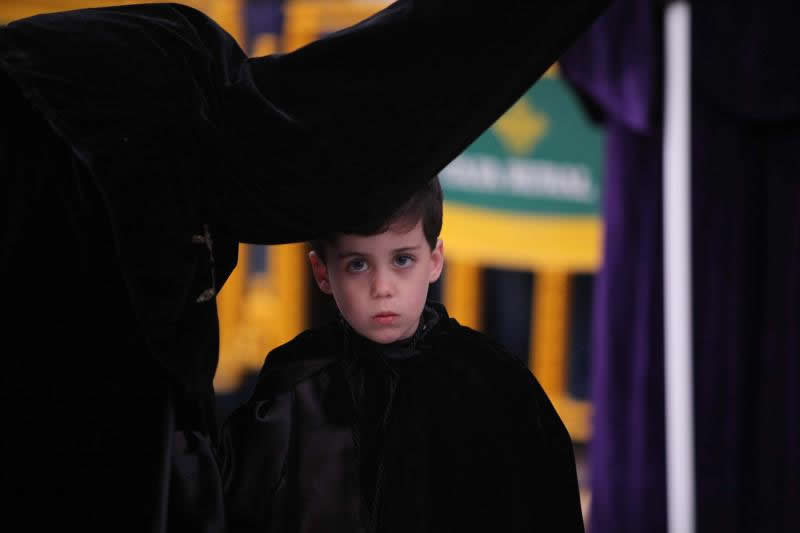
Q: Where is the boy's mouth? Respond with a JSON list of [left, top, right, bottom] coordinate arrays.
[[373, 312, 398, 325]]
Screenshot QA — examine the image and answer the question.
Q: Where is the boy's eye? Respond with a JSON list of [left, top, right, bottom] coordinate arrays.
[[346, 259, 368, 272], [394, 254, 415, 268]]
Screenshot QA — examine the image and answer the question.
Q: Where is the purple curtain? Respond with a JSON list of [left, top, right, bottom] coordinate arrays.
[[561, 1, 800, 531]]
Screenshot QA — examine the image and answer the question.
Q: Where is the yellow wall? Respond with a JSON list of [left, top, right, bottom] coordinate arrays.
[[0, 1, 244, 42]]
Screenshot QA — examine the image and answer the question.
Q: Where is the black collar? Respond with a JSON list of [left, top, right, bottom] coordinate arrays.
[[340, 302, 443, 362]]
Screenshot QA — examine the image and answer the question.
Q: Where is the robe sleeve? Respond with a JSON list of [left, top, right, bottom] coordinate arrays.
[[479, 333, 585, 532], [520, 376, 586, 532], [218, 0, 612, 243]]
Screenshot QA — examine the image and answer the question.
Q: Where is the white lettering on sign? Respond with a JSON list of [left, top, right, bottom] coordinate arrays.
[[441, 154, 596, 204]]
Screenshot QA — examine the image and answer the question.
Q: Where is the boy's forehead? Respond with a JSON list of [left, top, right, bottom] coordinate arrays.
[[331, 219, 424, 253]]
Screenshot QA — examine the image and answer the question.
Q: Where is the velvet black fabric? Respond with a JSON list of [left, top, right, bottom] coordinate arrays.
[[221, 303, 584, 533], [0, 1, 607, 530]]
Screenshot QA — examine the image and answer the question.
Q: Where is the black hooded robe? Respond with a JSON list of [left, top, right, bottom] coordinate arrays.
[[0, 1, 607, 530], [220, 304, 584, 533]]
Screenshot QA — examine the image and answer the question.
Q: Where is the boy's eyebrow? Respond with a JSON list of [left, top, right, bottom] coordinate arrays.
[[335, 244, 422, 258], [336, 250, 366, 259], [392, 245, 422, 253]]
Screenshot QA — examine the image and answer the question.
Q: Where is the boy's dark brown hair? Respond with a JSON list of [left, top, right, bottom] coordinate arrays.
[[310, 176, 443, 263]]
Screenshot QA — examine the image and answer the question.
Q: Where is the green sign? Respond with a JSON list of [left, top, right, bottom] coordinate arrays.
[[441, 75, 604, 216]]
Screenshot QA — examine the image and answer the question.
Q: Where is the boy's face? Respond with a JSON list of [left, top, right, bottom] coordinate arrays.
[[309, 220, 444, 344]]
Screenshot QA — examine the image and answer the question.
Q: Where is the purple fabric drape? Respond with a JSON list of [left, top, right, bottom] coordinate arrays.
[[561, 1, 800, 531], [589, 120, 667, 533], [245, 0, 285, 52], [559, 0, 659, 133]]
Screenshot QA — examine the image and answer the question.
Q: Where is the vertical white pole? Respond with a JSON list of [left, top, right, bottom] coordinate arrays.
[[663, 3, 695, 533]]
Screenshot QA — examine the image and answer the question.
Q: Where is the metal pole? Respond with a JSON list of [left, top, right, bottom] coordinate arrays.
[[663, 3, 695, 533]]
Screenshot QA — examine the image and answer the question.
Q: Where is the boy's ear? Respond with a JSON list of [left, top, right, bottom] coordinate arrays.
[[309, 251, 333, 295], [429, 238, 444, 283]]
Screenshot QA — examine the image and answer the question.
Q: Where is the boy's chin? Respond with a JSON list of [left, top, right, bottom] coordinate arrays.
[[360, 327, 412, 345]]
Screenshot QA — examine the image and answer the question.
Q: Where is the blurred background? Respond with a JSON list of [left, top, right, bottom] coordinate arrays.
[[4, 1, 797, 532]]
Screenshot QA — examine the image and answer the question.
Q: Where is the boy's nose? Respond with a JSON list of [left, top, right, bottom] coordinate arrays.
[[371, 269, 394, 297]]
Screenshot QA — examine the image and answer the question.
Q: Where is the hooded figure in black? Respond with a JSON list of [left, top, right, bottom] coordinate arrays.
[[0, 1, 607, 531]]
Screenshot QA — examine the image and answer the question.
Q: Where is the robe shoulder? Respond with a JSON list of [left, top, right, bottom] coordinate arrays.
[[395, 317, 586, 532], [426, 317, 574, 445]]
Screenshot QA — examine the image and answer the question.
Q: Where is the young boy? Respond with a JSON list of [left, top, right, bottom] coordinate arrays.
[[220, 178, 585, 533]]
